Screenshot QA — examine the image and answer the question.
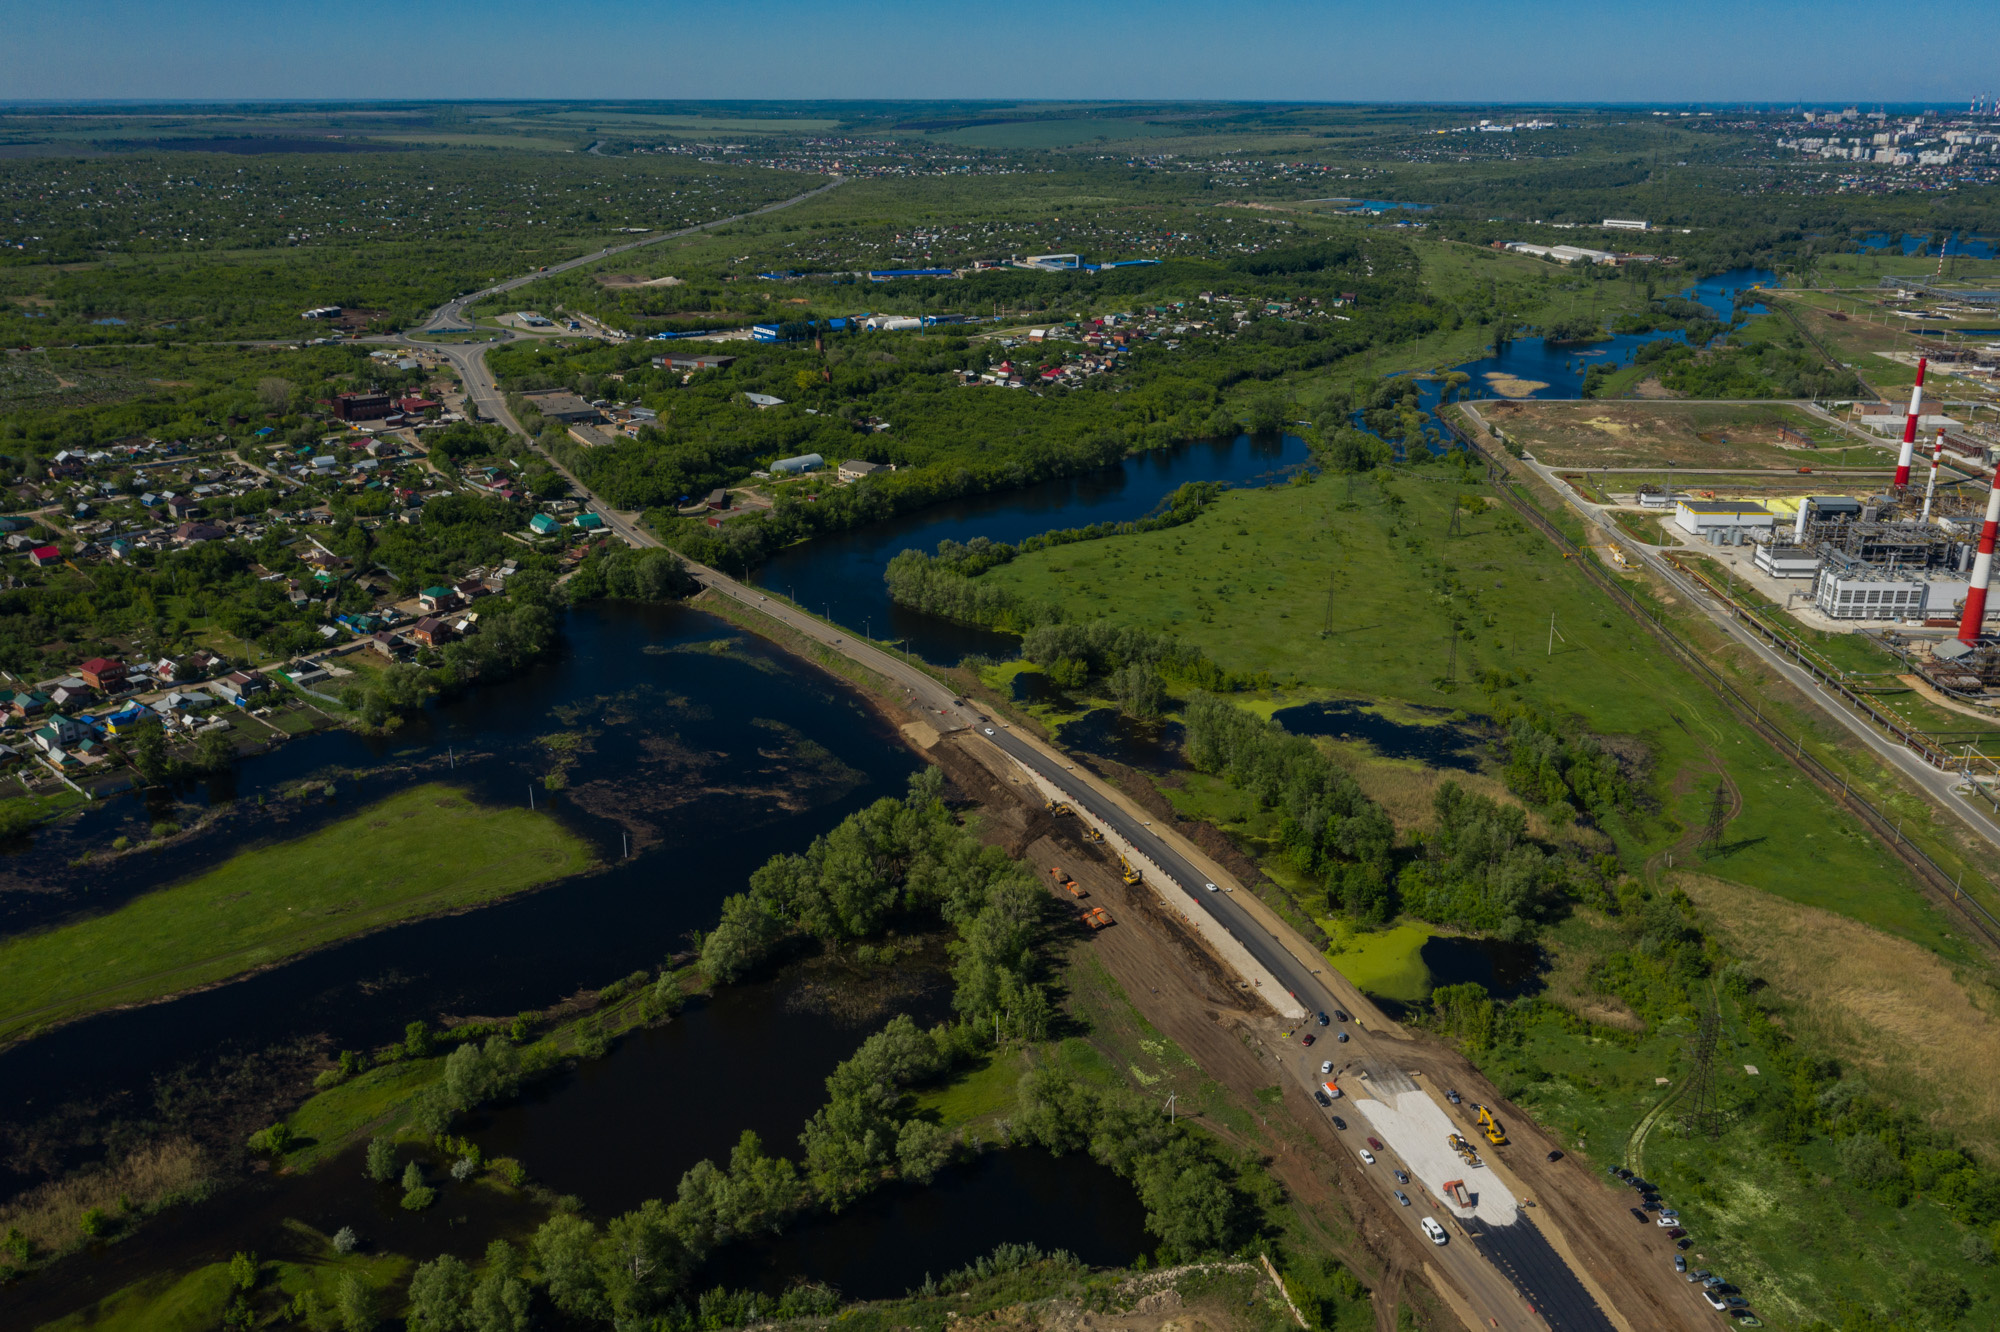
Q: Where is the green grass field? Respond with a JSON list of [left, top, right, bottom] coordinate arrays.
[[976, 471, 1972, 951], [0, 783, 596, 1048], [37, 1247, 413, 1332]]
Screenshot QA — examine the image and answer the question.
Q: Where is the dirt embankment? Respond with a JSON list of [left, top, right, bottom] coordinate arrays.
[[928, 730, 1717, 1330]]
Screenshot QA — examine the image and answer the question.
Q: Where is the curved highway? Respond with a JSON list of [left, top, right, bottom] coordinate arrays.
[[402, 224, 1663, 1332]]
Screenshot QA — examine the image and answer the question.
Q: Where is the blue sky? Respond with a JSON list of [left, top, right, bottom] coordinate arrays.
[[1, 1, 1990, 104]]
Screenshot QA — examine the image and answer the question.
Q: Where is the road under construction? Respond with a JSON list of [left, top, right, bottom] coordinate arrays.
[[398, 234, 1740, 1327]]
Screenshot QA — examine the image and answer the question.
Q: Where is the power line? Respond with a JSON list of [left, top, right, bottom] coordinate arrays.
[[1679, 1005, 1723, 1141]]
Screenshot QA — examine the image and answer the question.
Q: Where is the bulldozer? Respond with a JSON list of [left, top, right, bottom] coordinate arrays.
[[1476, 1104, 1508, 1146], [1118, 855, 1141, 885], [1081, 825, 1104, 843], [1043, 799, 1073, 817]]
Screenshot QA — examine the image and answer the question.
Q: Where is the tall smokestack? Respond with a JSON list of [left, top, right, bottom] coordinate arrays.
[[1956, 458, 2000, 643], [1921, 427, 1945, 524], [1894, 357, 1928, 488]]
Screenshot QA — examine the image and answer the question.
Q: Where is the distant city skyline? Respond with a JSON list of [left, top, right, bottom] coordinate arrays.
[[1, 0, 1994, 104]]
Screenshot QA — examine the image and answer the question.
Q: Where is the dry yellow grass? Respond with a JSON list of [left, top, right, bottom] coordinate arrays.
[[1345, 757, 1604, 851], [0, 1138, 208, 1257], [1684, 875, 2000, 1157]]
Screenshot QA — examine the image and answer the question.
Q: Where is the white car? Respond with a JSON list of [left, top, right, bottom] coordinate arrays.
[[983, 728, 995, 736], [1320, 1061, 1333, 1075], [1358, 1149, 1375, 1165], [1657, 1212, 1680, 1227], [1421, 1217, 1448, 1246], [1204, 882, 1217, 892]]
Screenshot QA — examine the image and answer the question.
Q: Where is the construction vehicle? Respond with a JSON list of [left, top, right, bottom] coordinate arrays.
[[1475, 1104, 1509, 1146], [1082, 825, 1104, 843], [1118, 855, 1141, 885], [1043, 799, 1073, 817], [1447, 1133, 1484, 1167], [1080, 906, 1113, 930], [1442, 1179, 1472, 1208]]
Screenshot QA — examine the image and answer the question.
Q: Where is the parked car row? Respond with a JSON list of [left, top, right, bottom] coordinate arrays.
[[1609, 1165, 1755, 1320]]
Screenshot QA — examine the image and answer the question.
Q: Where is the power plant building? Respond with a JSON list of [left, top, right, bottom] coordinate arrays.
[[1809, 565, 1959, 621]]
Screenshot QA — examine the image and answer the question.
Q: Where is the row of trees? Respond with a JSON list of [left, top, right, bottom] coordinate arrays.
[[700, 770, 1054, 1034], [1182, 694, 1397, 921]]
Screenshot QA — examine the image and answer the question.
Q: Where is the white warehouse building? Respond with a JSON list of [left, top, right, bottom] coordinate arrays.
[[1674, 499, 1775, 544]]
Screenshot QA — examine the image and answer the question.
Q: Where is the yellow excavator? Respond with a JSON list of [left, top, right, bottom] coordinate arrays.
[[1118, 855, 1141, 885], [1082, 825, 1104, 843], [1476, 1104, 1509, 1146], [1043, 799, 1073, 817]]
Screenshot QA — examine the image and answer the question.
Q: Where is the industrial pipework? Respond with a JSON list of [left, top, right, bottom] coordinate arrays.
[[1957, 457, 2000, 644], [1894, 357, 1929, 489]]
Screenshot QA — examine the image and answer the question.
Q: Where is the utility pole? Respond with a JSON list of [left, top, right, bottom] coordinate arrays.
[[1699, 779, 1731, 858], [528, 784, 535, 811], [1681, 1005, 1723, 1141]]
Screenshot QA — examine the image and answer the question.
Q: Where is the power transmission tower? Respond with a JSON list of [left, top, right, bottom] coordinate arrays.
[[1679, 1006, 1723, 1141], [1698, 780, 1731, 859], [1446, 502, 1463, 538]]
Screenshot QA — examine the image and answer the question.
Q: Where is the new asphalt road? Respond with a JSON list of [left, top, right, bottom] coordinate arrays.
[[404, 236, 1639, 1332]]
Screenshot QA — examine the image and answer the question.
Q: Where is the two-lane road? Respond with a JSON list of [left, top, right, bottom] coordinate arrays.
[[414, 177, 844, 335], [408, 226, 1659, 1331]]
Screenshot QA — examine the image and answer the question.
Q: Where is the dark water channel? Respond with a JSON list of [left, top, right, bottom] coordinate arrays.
[[749, 431, 1313, 665], [706, 1150, 1147, 1299], [470, 972, 952, 1216], [0, 598, 1154, 1322], [0, 604, 921, 1184], [1273, 700, 1487, 772], [1368, 937, 1546, 1021]]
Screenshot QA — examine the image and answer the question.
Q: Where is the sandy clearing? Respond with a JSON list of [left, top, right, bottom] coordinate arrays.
[[1353, 1089, 1520, 1225]]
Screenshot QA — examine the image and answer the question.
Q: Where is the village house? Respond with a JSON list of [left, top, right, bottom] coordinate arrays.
[[411, 616, 455, 648], [78, 657, 127, 693], [211, 670, 272, 707]]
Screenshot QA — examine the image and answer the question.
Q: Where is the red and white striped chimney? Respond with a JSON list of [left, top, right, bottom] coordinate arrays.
[[1956, 458, 2000, 643], [1921, 427, 1945, 523], [1894, 357, 1928, 488]]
